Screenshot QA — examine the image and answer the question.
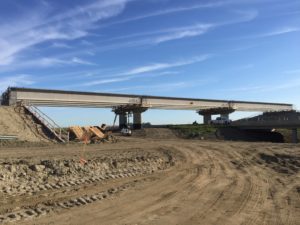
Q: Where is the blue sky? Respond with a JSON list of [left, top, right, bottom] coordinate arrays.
[[0, 0, 299, 126]]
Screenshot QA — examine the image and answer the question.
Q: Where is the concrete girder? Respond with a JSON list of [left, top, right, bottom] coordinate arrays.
[[3, 87, 293, 112]]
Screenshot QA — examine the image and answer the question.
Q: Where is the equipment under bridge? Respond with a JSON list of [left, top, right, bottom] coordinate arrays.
[[1, 87, 294, 129]]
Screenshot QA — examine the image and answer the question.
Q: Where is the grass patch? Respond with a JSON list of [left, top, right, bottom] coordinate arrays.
[[169, 124, 218, 139]]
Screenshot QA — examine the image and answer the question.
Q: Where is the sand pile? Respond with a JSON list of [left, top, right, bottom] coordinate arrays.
[[0, 106, 43, 142]]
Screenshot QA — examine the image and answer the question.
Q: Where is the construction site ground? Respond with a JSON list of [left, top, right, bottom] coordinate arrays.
[[1, 136, 299, 225]]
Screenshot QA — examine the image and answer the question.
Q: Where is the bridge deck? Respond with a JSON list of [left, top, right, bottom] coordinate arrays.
[[2, 87, 293, 112]]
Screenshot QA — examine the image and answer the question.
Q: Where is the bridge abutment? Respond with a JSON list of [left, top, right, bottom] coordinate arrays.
[[292, 128, 298, 144]]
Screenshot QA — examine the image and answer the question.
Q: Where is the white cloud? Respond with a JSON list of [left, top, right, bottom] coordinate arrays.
[[104, 2, 227, 26], [104, 0, 264, 27], [96, 9, 257, 49], [36, 58, 70, 67], [0, 0, 130, 66], [125, 55, 210, 75], [235, 26, 300, 40], [153, 24, 213, 44], [71, 57, 96, 66], [0, 75, 35, 92], [81, 55, 211, 87], [226, 9, 258, 24], [83, 77, 131, 86], [258, 27, 299, 38], [52, 42, 73, 49], [1, 57, 97, 71]]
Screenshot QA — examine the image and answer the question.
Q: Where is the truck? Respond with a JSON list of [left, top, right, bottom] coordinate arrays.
[[209, 117, 231, 125]]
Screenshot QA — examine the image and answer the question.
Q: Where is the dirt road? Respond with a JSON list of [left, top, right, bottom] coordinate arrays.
[[0, 138, 299, 225]]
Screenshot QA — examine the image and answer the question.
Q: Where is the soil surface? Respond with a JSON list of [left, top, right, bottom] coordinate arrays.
[[0, 137, 299, 225], [0, 107, 46, 142]]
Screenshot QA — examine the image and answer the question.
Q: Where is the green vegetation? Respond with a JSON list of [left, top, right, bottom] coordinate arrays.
[[169, 124, 218, 139]]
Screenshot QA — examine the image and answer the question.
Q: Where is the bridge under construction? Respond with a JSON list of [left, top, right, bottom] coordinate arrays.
[[1, 87, 295, 128], [1, 87, 299, 143]]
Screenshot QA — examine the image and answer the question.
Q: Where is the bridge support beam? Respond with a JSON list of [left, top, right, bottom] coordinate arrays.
[[292, 128, 298, 144]]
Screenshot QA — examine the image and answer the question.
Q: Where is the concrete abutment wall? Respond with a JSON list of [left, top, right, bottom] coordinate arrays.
[[292, 128, 298, 144]]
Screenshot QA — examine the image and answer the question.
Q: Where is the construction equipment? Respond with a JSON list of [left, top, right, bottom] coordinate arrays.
[[69, 126, 85, 140], [89, 126, 105, 139], [69, 125, 116, 143]]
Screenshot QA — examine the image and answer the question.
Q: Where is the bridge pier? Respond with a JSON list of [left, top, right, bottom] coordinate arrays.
[[119, 113, 128, 129], [221, 113, 229, 120], [198, 107, 235, 125], [133, 112, 142, 129], [292, 128, 298, 144], [113, 105, 148, 130], [203, 114, 212, 125]]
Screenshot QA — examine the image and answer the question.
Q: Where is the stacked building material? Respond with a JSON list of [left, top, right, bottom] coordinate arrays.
[[69, 126, 116, 143]]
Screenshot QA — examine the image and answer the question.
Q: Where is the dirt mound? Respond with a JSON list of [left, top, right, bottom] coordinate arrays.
[[132, 128, 178, 139], [0, 147, 177, 218], [0, 106, 45, 142]]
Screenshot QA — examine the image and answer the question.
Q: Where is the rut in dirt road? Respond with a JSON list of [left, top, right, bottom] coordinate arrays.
[[0, 140, 299, 225]]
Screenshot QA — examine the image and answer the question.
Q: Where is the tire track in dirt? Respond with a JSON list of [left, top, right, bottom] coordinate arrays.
[[1, 140, 299, 225]]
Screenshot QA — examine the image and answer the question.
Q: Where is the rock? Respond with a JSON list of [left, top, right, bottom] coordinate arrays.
[[18, 172, 27, 177], [7, 165, 16, 173], [40, 160, 54, 169], [29, 165, 45, 172]]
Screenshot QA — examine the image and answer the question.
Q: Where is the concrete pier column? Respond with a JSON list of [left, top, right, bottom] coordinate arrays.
[[203, 114, 212, 125], [113, 105, 148, 130], [292, 128, 298, 144], [221, 113, 229, 119], [133, 112, 142, 129], [119, 113, 127, 129]]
